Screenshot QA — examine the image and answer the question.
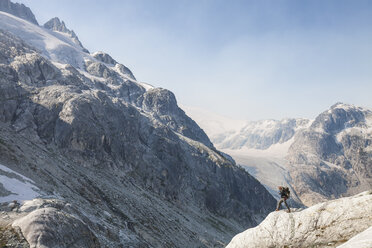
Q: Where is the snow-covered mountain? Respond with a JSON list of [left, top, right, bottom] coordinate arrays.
[[226, 191, 372, 248], [0, 0, 37, 24], [43, 17, 88, 53], [186, 103, 372, 206], [183, 106, 311, 151], [0, 2, 276, 247]]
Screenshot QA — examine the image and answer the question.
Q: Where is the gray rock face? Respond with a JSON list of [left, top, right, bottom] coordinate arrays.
[[141, 88, 214, 148], [0, 10, 276, 247], [0, 0, 38, 25], [287, 103, 372, 205], [43, 17, 88, 52], [92, 51, 136, 80]]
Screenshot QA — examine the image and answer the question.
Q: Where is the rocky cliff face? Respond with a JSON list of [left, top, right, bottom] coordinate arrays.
[[226, 191, 372, 248], [0, 3, 276, 247], [287, 103, 372, 205], [0, 0, 38, 25]]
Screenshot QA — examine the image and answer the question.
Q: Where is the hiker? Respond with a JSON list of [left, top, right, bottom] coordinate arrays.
[[275, 186, 291, 213], [9, 200, 20, 212]]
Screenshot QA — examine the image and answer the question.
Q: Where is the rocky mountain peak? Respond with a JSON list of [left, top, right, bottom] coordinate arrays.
[[287, 103, 372, 206], [43, 17, 67, 33], [310, 103, 370, 134], [0, 0, 38, 25], [44, 17, 88, 52]]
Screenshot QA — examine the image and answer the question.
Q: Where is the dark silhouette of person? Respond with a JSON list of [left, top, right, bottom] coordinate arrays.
[[276, 186, 290, 213]]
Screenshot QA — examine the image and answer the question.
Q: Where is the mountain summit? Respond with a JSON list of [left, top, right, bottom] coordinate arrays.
[[0, 0, 38, 24], [43, 17, 89, 53]]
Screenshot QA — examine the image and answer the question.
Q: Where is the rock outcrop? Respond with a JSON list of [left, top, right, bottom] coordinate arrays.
[[92, 51, 136, 80], [12, 199, 100, 248], [226, 191, 372, 248], [0, 0, 38, 25], [1, 199, 100, 248]]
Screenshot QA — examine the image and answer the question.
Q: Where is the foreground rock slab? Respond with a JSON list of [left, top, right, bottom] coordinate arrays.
[[227, 191, 372, 248], [337, 226, 372, 248]]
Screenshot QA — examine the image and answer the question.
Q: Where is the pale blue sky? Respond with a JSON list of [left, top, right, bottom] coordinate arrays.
[[16, 0, 372, 120]]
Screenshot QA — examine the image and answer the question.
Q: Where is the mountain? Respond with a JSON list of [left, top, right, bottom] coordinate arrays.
[[226, 191, 372, 248], [186, 103, 372, 206], [43, 17, 89, 53], [0, 0, 38, 25], [215, 118, 310, 150], [287, 103, 372, 205], [0, 2, 276, 247]]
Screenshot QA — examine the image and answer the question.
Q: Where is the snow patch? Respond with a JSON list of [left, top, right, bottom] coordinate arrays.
[[0, 164, 41, 203], [0, 11, 89, 69], [221, 136, 295, 159]]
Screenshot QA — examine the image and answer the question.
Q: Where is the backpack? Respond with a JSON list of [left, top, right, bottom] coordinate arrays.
[[283, 187, 290, 198]]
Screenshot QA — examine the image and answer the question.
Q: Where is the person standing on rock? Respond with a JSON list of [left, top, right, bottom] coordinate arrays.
[[275, 186, 291, 213], [9, 200, 20, 212]]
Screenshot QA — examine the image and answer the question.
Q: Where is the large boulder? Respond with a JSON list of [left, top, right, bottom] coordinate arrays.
[[226, 191, 372, 248], [11, 199, 100, 248]]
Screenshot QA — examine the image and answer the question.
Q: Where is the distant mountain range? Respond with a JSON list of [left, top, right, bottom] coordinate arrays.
[[185, 103, 372, 206]]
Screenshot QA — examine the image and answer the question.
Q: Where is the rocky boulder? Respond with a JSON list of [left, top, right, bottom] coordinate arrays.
[[0, 198, 100, 248], [226, 191, 372, 248]]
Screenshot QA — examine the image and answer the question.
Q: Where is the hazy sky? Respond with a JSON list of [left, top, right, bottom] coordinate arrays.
[[15, 0, 372, 120]]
